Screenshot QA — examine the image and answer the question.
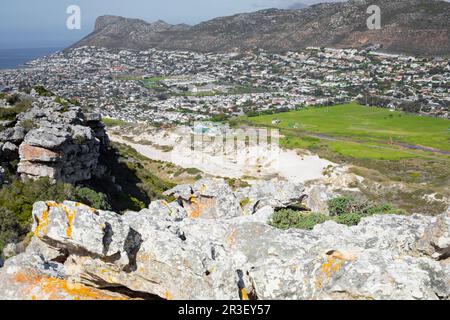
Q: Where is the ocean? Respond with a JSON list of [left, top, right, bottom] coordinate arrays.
[[0, 47, 62, 70]]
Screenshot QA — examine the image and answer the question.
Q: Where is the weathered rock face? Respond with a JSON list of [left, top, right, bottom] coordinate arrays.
[[0, 97, 108, 183], [0, 180, 448, 300], [164, 179, 306, 219]]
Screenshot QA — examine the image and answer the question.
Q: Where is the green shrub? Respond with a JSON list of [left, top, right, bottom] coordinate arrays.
[[269, 209, 331, 230], [0, 207, 20, 254], [17, 119, 37, 131], [270, 196, 406, 230], [0, 178, 112, 230], [33, 85, 54, 97], [327, 196, 404, 217], [335, 212, 364, 226], [129, 196, 146, 211], [327, 196, 364, 216], [73, 187, 111, 211]]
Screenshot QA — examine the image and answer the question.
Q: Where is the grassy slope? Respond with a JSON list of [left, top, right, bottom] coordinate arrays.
[[239, 103, 450, 214], [243, 102, 450, 160]]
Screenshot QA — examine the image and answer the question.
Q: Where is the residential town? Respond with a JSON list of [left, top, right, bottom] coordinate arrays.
[[0, 46, 449, 123]]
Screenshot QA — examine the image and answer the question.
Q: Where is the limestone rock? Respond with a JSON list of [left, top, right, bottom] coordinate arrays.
[[1, 199, 448, 300], [2, 243, 19, 260], [417, 207, 450, 260], [19, 144, 63, 162], [6, 96, 110, 183], [235, 180, 306, 214], [0, 127, 26, 144], [164, 179, 242, 219], [304, 185, 336, 214], [23, 126, 71, 150]]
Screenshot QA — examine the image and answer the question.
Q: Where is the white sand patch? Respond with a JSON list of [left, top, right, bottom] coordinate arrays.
[[110, 131, 334, 184]]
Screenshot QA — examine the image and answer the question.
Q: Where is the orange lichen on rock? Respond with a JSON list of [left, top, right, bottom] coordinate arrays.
[[164, 291, 173, 300], [315, 255, 345, 290], [33, 205, 50, 239], [63, 206, 77, 238], [240, 288, 249, 300], [35, 202, 98, 239], [13, 271, 127, 300], [186, 196, 205, 218]]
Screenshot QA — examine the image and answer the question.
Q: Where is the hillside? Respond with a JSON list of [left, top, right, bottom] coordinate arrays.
[[72, 0, 450, 56]]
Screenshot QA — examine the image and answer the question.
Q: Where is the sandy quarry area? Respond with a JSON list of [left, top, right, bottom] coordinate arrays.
[[108, 125, 336, 184]]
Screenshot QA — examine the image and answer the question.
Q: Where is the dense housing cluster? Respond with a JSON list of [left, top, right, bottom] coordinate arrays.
[[0, 46, 449, 124]]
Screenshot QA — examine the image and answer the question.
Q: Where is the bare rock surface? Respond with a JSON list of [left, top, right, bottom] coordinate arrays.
[[0, 180, 448, 300]]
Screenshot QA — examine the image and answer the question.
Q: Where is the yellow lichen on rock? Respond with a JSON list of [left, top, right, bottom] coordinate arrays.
[[33, 206, 50, 239], [315, 255, 345, 290], [63, 206, 77, 238], [240, 288, 249, 300], [164, 290, 173, 300]]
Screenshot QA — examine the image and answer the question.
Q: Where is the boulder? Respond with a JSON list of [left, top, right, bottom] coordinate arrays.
[[0, 199, 448, 300], [23, 126, 71, 150], [417, 206, 450, 260], [304, 185, 336, 214], [164, 179, 242, 219], [235, 180, 306, 214]]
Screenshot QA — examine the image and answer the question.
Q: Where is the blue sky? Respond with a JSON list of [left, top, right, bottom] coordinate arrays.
[[0, 0, 343, 49]]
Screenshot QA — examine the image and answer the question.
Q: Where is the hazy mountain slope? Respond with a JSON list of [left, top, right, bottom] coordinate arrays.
[[72, 0, 450, 55]]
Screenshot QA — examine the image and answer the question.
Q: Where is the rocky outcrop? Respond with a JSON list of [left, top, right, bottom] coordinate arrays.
[[0, 179, 448, 300], [0, 97, 108, 183]]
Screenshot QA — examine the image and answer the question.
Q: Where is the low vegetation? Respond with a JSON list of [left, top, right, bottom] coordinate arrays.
[[0, 178, 112, 253], [32, 85, 54, 97], [0, 99, 32, 120], [0, 207, 20, 255], [102, 117, 130, 127], [90, 142, 175, 212], [269, 196, 405, 230]]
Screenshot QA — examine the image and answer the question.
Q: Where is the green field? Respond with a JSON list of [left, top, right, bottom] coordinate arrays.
[[243, 102, 450, 160], [141, 77, 166, 89], [238, 103, 450, 214]]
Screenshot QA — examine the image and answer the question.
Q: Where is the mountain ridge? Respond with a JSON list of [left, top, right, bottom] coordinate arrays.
[[72, 0, 450, 56]]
